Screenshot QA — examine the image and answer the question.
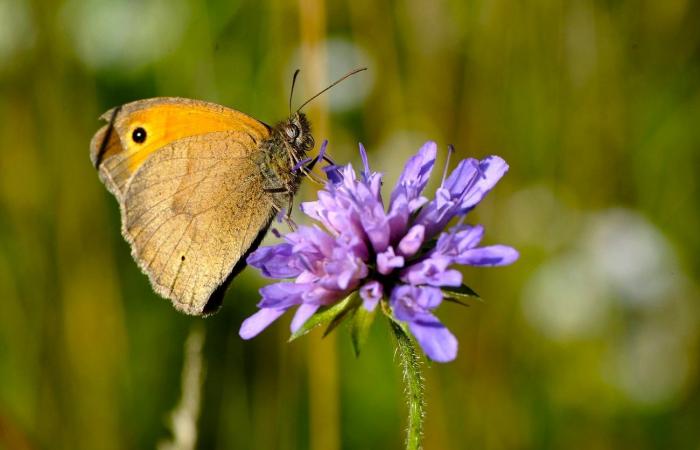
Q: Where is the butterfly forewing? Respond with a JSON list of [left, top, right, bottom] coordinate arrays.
[[91, 98, 276, 315], [90, 97, 271, 200]]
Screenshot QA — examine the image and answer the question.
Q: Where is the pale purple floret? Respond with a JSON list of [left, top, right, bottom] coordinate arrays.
[[240, 140, 518, 362]]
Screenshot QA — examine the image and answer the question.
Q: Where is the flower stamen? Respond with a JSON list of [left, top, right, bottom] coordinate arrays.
[[440, 144, 454, 188]]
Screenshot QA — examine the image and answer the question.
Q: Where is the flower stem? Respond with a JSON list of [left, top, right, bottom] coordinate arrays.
[[389, 319, 425, 450]]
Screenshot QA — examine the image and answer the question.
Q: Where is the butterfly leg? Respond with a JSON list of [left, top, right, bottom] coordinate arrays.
[[285, 194, 297, 231], [265, 187, 297, 231], [263, 187, 287, 193], [304, 155, 320, 171]]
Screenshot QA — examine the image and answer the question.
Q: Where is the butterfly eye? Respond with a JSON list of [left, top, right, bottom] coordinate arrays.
[[132, 127, 147, 144], [285, 124, 299, 140]]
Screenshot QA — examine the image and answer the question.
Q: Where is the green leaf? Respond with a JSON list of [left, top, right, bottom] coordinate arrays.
[[350, 305, 377, 357], [288, 293, 359, 342], [442, 284, 481, 301]]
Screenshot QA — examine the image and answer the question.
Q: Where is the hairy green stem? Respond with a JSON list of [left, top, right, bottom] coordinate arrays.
[[390, 319, 425, 450]]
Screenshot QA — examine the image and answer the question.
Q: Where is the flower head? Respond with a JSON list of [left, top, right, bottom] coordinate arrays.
[[240, 141, 518, 362]]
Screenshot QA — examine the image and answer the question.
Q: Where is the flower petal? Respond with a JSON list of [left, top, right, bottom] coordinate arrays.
[[377, 246, 405, 275], [258, 282, 307, 309], [442, 158, 479, 196], [456, 156, 509, 212], [291, 303, 321, 333], [454, 225, 485, 252], [247, 244, 301, 279], [301, 285, 338, 304], [239, 308, 286, 339], [407, 314, 458, 362], [387, 195, 410, 243], [395, 141, 437, 192], [323, 164, 343, 184], [390, 285, 443, 320], [400, 256, 462, 287], [287, 225, 336, 259], [389, 141, 437, 212], [434, 224, 484, 257], [415, 285, 443, 309], [359, 280, 383, 311], [360, 201, 390, 252], [316, 140, 329, 165], [320, 246, 368, 291], [398, 224, 425, 257], [455, 245, 519, 266], [417, 156, 508, 238], [359, 142, 371, 179], [390, 284, 414, 321]]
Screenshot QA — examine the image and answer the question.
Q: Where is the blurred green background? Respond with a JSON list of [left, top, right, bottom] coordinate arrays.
[[1, 0, 699, 449]]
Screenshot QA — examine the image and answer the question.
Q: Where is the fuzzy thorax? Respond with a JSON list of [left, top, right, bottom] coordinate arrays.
[[258, 113, 314, 209]]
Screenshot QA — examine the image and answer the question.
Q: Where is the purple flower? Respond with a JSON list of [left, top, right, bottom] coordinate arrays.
[[240, 141, 518, 362]]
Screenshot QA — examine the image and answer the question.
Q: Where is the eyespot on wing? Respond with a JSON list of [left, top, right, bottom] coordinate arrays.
[[90, 97, 272, 200]]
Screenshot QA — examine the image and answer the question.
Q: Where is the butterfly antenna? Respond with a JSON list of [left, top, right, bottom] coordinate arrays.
[[289, 69, 301, 116], [295, 67, 367, 113]]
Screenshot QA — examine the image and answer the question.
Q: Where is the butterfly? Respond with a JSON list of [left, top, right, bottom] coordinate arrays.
[[90, 68, 365, 316]]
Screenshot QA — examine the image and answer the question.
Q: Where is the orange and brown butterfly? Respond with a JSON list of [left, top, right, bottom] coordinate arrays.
[[90, 69, 365, 316]]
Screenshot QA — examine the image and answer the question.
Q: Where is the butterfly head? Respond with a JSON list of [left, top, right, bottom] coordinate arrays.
[[280, 112, 314, 160]]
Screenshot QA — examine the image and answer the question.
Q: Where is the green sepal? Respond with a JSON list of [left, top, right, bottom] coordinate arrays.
[[323, 293, 361, 337], [441, 284, 481, 302], [442, 296, 471, 308], [350, 304, 377, 357], [288, 293, 359, 342]]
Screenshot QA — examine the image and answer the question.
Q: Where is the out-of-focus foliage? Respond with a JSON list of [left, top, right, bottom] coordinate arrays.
[[1, 0, 699, 449]]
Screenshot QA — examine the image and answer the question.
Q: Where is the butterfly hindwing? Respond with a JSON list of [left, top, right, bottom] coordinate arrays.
[[121, 131, 276, 315]]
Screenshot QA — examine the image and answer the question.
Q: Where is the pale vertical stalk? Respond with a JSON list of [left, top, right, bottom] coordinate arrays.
[[297, 2, 339, 450], [158, 325, 206, 450]]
